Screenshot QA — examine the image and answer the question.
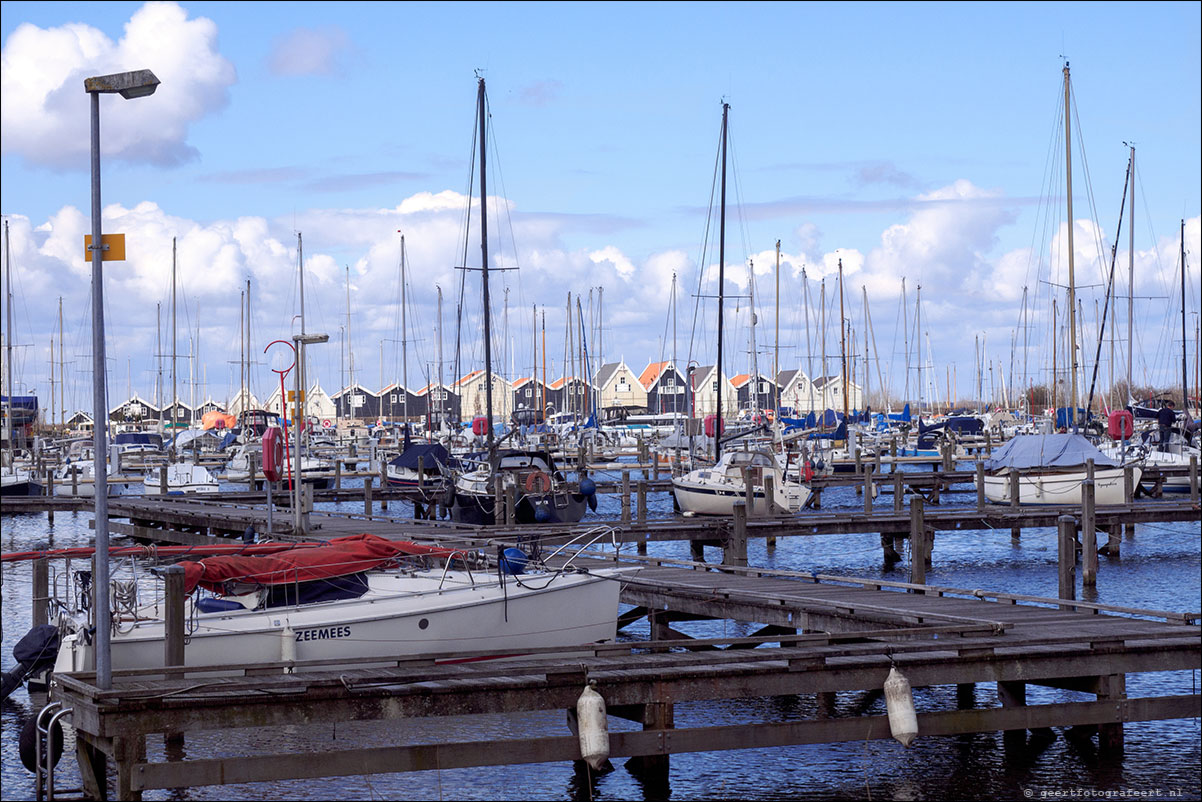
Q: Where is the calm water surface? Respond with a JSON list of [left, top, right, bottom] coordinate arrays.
[[2, 467, 1199, 800]]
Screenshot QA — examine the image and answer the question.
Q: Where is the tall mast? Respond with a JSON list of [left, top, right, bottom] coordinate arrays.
[[714, 102, 729, 459], [171, 237, 177, 431], [749, 259, 758, 417], [803, 267, 814, 415], [4, 221, 14, 457], [1182, 218, 1190, 416], [1063, 62, 1079, 426], [915, 284, 923, 415], [400, 233, 409, 424], [436, 285, 444, 429], [59, 297, 64, 427], [838, 260, 849, 420], [541, 310, 547, 421], [477, 77, 495, 449], [819, 279, 826, 421], [155, 303, 162, 411], [238, 289, 245, 411], [901, 277, 910, 405], [1127, 144, 1134, 399], [345, 264, 354, 397], [774, 240, 781, 418]]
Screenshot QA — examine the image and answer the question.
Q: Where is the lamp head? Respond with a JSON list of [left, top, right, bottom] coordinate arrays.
[[84, 69, 160, 99]]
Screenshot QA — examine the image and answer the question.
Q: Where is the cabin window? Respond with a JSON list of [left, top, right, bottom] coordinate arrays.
[[759, 381, 769, 394], [712, 381, 718, 392], [525, 388, 532, 398], [389, 393, 398, 404], [351, 394, 365, 408]]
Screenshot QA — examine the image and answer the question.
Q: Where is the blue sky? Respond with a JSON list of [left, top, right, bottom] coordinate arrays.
[[1, 1, 1199, 416]]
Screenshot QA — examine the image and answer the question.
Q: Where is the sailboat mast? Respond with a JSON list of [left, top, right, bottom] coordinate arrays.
[[915, 285, 923, 415], [4, 221, 13, 456], [1182, 218, 1189, 415], [171, 237, 177, 432], [1063, 62, 1079, 426], [803, 268, 814, 415], [774, 240, 780, 417], [400, 233, 409, 424], [477, 77, 495, 449], [58, 297, 64, 427], [715, 101, 729, 460], [436, 285, 444, 429], [1128, 145, 1135, 399], [838, 260, 849, 419]]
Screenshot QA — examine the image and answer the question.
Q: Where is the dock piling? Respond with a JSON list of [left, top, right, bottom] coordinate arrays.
[[908, 496, 926, 589], [1082, 470, 1097, 587], [1057, 515, 1077, 609], [364, 476, 374, 518], [33, 556, 49, 628], [725, 502, 748, 567]]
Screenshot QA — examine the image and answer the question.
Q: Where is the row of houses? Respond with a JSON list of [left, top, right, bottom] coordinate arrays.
[[89, 362, 863, 429]]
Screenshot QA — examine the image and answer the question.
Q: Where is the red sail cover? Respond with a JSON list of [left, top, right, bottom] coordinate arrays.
[[179, 534, 459, 594]]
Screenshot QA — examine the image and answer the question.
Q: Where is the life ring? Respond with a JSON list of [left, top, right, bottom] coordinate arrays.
[[524, 470, 552, 493], [802, 460, 814, 482], [321, 419, 332, 429]]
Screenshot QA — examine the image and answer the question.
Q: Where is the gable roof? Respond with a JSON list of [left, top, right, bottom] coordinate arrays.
[[776, 368, 800, 388], [638, 360, 670, 389], [594, 362, 622, 388]]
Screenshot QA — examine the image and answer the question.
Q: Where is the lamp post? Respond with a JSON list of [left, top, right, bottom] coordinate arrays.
[[291, 332, 328, 534], [86, 68, 159, 691]]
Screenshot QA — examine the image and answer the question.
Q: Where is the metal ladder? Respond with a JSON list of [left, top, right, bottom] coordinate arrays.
[[33, 701, 82, 802]]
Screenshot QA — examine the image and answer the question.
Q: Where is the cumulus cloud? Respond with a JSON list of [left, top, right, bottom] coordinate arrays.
[[0, 1, 236, 168], [268, 26, 351, 77]]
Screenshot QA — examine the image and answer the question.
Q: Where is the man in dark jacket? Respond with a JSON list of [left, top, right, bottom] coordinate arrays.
[[1157, 401, 1177, 448]]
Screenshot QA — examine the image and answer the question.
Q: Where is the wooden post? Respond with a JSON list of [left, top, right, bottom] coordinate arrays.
[[764, 474, 778, 518], [854, 447, 863, 496], [893, 468, 903, 513], [33, 557, 49, 629], [985, 429, 992, 456], [249, 453, 258, 492], [1057, 514, 1077, 609], [1096, 673, 1127, 753], [364, 475, 374, 518], [334, 459, 342, 491], [417, 457, 424, 492], [1123, 464, 1134, 504], [159, 464, 168, 495], [1008, 468, 1020, 509], [505, 484, 517, 526], [621, 470, 631, 525], [908, 495, 926, 590], [71, 463, 79, 496], [46, 470, 55, 524], [163, 564, 186, 668], [379, 463, 388, 510], [1190, 455, 1199, 504], [1082, 476, 1097, 587], [890, 437, 897, 459], [493, 474, 504, 526], [997, 681, 1028, 752], [863, 468, 873, 514], [975, 461, 985, 512], [725, 502, 748, 567], [743, 467, 755, 517], [636, 480, 647, 526]]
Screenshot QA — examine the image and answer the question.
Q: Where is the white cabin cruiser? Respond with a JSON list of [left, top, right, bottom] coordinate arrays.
[[672, 447, 811, 515]]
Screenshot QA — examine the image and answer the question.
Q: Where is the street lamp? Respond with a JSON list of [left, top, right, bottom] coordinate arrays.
[[86, 68, 159, 691], [291, 332, 328, 534]]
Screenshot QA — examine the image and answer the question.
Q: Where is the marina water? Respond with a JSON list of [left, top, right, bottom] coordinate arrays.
[[2, 470, 1199, 800]]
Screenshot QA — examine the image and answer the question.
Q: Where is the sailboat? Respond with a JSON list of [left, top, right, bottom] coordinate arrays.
[[1, 221, 42, 496], [671, 102, 812, 516], [444, 77, 596, 526]]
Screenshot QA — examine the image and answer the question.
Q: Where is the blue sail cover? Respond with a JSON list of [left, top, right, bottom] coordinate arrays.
[[389, 443, 450, 470], [1, 395, 39, 425], [983, 433, 1117, 472]]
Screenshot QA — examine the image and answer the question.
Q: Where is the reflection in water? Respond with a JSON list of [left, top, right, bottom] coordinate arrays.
[[1, 476, 1199, 800]]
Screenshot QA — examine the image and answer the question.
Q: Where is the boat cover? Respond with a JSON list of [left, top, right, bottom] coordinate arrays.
[[179, 533, 460, 594], [388, 443, 450, 470], [983, 433, 1117, 472]]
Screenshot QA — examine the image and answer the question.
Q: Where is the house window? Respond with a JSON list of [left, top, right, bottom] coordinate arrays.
[[390, 394, 398, 404], [759, 381, 769, 394], [351, 395, 365, 408], [712, 381, 718, 392], [525, 388, 532, 398]]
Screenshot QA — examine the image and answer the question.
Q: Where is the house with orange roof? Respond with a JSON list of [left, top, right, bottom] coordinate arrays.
[[545, 375, 591, 418], [376, 382, 423, 422], [688, 365, 737, 417], [730, 372, 777, 414], [639, 360, 690, 414], [510, 376, 550, 422], [414, 381, 459, 427]]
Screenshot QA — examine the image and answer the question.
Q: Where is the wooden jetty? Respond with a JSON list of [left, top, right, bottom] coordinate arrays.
[[43, 557, 1200, 800]]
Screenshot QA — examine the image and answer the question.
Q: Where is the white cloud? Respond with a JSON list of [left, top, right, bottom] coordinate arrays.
[[0, 1, 235, 168], [588, 245, 636, 279], [267, 26, 351, 77]]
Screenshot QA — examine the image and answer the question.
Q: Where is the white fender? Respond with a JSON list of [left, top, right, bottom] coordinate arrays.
[[884, 666, 918, 747], [281, 624, 296, 669], [576, 684, 609, 770]]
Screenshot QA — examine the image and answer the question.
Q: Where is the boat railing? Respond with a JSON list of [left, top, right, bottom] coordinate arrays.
[[437, 550, 479, 590], [32, 701, 82, 802], [541, 525, 621, 571]]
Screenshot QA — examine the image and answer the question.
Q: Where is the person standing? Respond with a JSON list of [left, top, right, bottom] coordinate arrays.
[[1157, 400, 1177, 449]]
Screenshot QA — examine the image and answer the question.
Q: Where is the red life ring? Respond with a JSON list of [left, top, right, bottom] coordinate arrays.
[[802, 460, 814, 482], [321, 419, 332, 429], [261, 427, 285, 482], [524, 470, 552, 493]]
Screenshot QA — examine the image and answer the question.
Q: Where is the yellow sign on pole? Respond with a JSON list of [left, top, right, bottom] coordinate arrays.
[[83, 233, 127, 262], [287, 390, 306, 402]]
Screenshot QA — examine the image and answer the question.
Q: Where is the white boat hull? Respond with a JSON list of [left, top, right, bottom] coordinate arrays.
[[672, 475, 810, 515], [55, 567, 625, 672], [979, 466, 1139, 506]]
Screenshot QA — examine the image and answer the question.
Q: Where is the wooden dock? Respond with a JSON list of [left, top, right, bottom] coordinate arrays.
[[46, 558, 1200, 799]]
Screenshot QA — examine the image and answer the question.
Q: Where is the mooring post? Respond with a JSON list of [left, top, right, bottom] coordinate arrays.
[[162, 564, 187, 748], [71, 463, 79, 496], [854, 447, 863, 495], [249, 453, 258, 492], [636, 479, 647, 526], [334, 459, 342, 491], [890, 437, 897, 459], [1057, 514, 1077, 609], [621, 470, 631, 525], [1082, 474, 1098, 587], [505, 484, 517, 525], [725, 502, 748, 567], [975, 460, 985, 512], [1190, 455, 1199, 504], [492, 474, 504, 525], [1008, 468, 1020, 508], [159, 464, 168, 495], [985, 429, 992, 456], [997, 681, 1029, 753], [1096, 673, 1127, 753], [1123, 464, 1134, 504], [379, 463, 388, 510], [364, 475, 374, 518], [908, 495, 926, 590], [33, 556, 49, 629], [863, 468, 873, 514], [893, 469, 903, 513], [46, 471, 55, 524], [764, 474, 779, 523], [743, 466, 755, 517]]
